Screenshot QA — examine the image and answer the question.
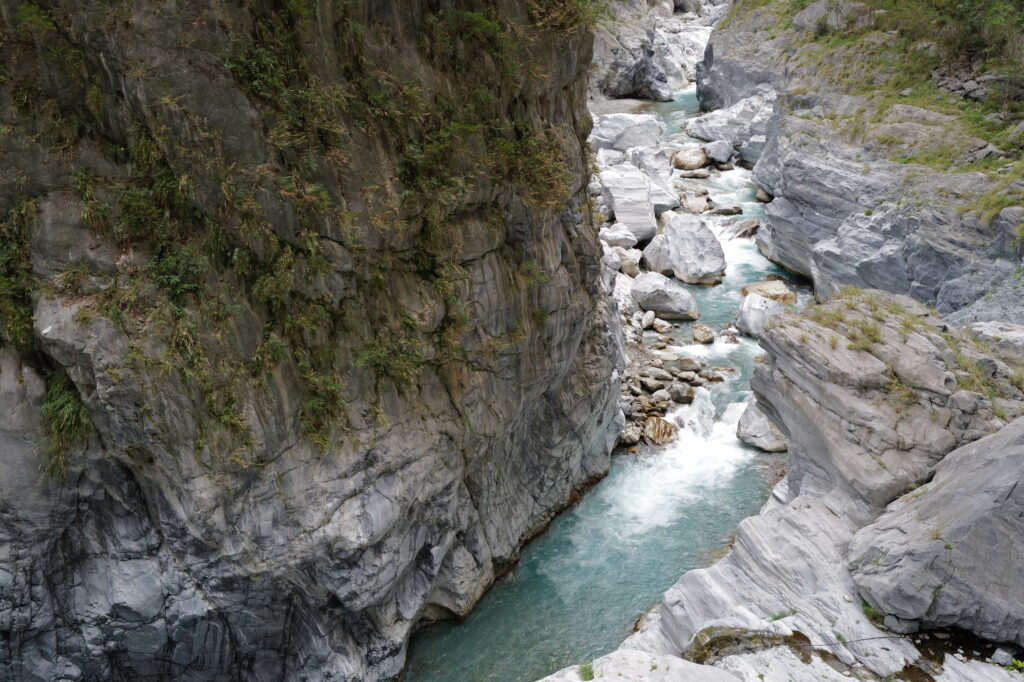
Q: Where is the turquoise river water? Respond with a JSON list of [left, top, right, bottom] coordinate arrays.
[[403, 88, 809, 682]]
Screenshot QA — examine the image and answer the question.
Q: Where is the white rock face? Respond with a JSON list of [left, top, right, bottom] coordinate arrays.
[[849, 419, 1024, 646], [600, 166, 658, 242], [599, 223, 639, 248], [736, 292, 783, 337], [685, 91, 777, 162], [590, 113, 663, 152], [737, 399, 788, 452], [969, 320, 1024, 362], [642, 213, 726, 284], [631, 272, 699, 320]]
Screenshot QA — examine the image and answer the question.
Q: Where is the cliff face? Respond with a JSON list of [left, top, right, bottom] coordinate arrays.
[[691, 0, 1024, 324], [0, 1, 621, 679]]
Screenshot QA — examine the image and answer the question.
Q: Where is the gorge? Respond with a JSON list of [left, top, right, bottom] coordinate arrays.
[[1, 0, 1023, 681]]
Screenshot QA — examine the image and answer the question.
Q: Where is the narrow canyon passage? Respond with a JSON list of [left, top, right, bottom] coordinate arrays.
[[404, 87, 810, 682]]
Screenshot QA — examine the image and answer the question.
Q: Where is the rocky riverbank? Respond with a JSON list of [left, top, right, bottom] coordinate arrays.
[[542, 290, 1024, 681]]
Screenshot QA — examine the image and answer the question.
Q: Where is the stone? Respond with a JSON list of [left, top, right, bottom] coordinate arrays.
[[643, 416, 679, 446], [756, 187, 772, 202], [968, 321, 1024, 363], [736, 399, 788, 452], [736, 293, 783, 337], [631, 273, 700, 320], [692, 324, 714, 344], [686, 92, 777, 162], [619, 423, 642, 446], [600, 223, 639, 248], [617, 247, 643, 277], [642, 213, 727, 285], [992, 647, 1018, 666], [652, 319, 673, 334], [671, 146, 708, 170], [723, 219, 760, 240], [741, 279, 797, 304], [707, 205, 742, 216], [600, 166, 658, 243], [703, 140, 734, 164], [536, 649, 737, 682], [670, 384, 695, 404], [679, 191, 709, 214], [589, 113, 663, 152], [640, 377, 664, 393], [613, 273, 640, 317], [849, 418, 1024, 647], [651, 389, 672, 404], [641, 310, 656, 329]]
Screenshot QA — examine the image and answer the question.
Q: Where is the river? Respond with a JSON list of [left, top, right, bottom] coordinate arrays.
[[403, 86, 809, 682]]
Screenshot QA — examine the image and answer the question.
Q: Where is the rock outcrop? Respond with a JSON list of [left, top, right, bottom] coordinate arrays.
[[695, 0, 1024, 323], [849, 419, 1024, 643], [736, 398, 787, 452], [0, 3, 621, 680]]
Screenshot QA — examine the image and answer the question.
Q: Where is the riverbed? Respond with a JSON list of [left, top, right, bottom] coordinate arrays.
[[403, 87, 808, 682]]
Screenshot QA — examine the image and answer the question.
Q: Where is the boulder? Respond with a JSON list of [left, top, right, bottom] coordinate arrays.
[[599, 166, 658, 243], [703, 140, 733, 164], [596, 148, 626, 166], [642, 213, 726, 285], [643, 416, 678, 445], [685, 92, 776, 162], [723, 219, 760, 239], [671, 146, 708, 170], [619, 423, 642, 446], [652, 318, 673, 334], [735, 292, 782, 337], [613, 247, 642, 277], [631, 272, 700, 320], [736, 399, 788, 452], [741, 279, 797, 304], [600, 223, 639, 249], [613, 273, 640, 317], [679, 191, 709, 214], [849, 418, 1024, 646], [589, 113, 663, 152], [755, 187, 773, 202], [692, 324, 715, 344]]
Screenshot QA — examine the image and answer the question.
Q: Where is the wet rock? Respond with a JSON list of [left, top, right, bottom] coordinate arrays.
[[643, 416, 679, 445], [756, 187, 772, 202], [679, 191, 709, 214], [736, 292, 783, 337], [619, 423, 643, 446], [670, 384, 695, 404], [703, 140, 734, 164], [692, 324, 715, 344], [723, 218, 760, 240], [631, 273, 700, 320], [707, 205, 742, 216], [652, 319, 673, 334], [736, 399, 788, 452], [642, 213, 727, 285], [672, 146, 708, 170], [741, 280, 797, 304]]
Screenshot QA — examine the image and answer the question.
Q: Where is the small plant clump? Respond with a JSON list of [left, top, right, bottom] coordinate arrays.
[[578, 661, 595, 681], [770, 607, 798, 621], [41, 371, 92, 478]]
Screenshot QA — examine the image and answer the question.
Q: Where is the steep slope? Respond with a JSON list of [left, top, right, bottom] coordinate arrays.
[[691, 0, 1024, 324], [0, 1, 621, 680]]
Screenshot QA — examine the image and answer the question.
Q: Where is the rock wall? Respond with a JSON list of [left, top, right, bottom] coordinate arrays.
[[0, 2, 621, 680], [691, 0, 1024, 324]]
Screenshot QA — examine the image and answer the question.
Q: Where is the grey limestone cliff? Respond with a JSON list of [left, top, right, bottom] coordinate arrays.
[[0, 1, 622, 680]]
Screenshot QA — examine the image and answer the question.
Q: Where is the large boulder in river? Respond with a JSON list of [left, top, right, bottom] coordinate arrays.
[[642, 213, 726, 285], [599, 166, 658, 243], [703, 140, 733, 164], [685, 92, 776, 163], [849, 418, 1024, 645], [589, 113, 663, 152], [671, 146, 708, 170], [737, 399, 788, 452], [741, 279, 797, 303], [631, 272, 699, 320], [735, 292, 782, 337]]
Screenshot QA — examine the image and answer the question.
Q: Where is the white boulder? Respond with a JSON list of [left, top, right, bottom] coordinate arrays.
[[642, 213, 726, 285], [735, 292, 783, 337], [599, 223, 639, 248], [631, 272, 699, 320], [599, 165, 658, 243], [589, 113, 663, 152], [737, 399, 788, 452]]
